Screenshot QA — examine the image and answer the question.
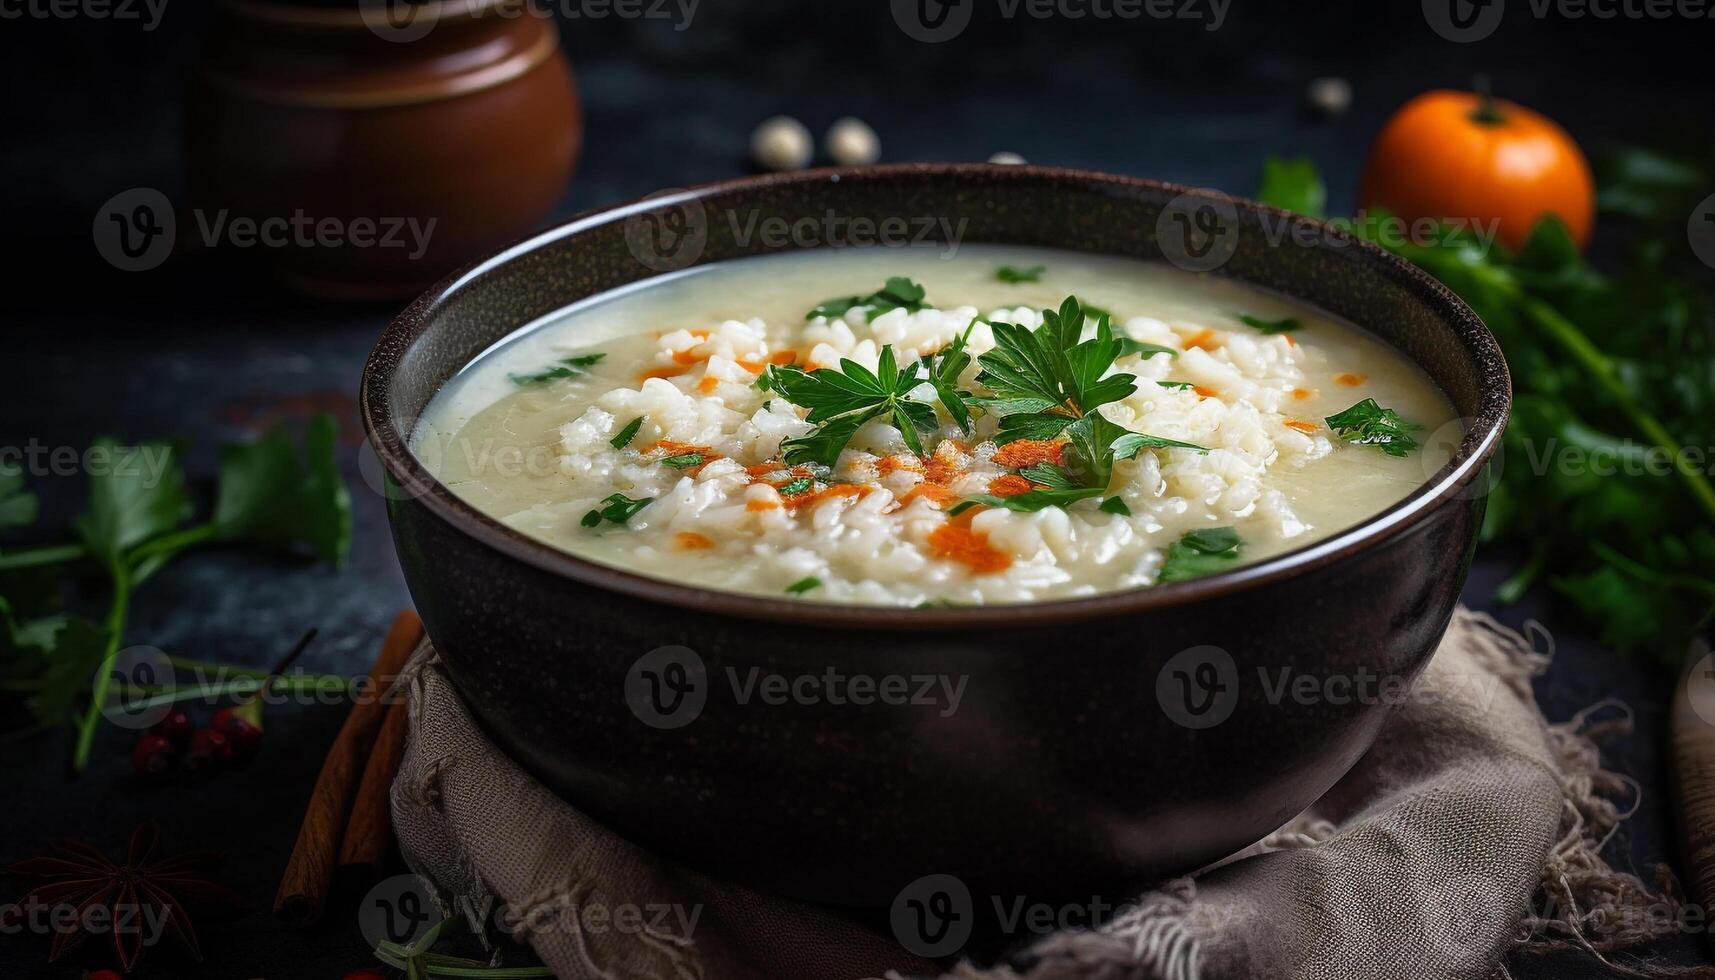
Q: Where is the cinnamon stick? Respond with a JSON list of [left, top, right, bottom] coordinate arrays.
[[337, 694, 411, 873], [274, 609, 424, 925]]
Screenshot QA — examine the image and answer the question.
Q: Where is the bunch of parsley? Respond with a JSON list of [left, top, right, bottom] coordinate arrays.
[[1257, 150, 1715, 658], [0, 416, 352, 770]]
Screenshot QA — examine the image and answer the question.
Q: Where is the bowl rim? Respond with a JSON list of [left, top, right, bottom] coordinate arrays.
[[361, 162, 1511, 631]]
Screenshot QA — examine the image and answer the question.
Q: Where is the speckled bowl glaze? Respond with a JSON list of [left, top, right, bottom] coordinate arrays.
[[361, 164, 1509, 905]]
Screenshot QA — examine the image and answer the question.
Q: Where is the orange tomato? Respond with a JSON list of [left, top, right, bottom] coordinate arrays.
[[1358, 88, 1595, 252]]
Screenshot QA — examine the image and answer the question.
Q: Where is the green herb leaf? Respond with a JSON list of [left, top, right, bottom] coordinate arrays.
[[925, 327, 976, 434], [212, 415, 352, 564], [1158, 526, 1242, 583], [976, 296, 1137, 421], [1099, 496, 1131, 516], [1256, 156, 1326, 218], [581, 493, 653, 528], [1110, 432, 1209, 458], [1017, 462, 1076, 490], [777, 476, 816, 497], [1153, 380, 1197, 390], [660, 453, 705, 469], [73, 441, 189, 565], [509, 353, 605, 386], [1236, 314, 1301, 335], [1116, 338, 1179, 359], [12, 614, 111, 727], [785, 576, 821, 595], [611, 417, 644, 449], [948, 487, 1105, 515], [996, 264, 1046, 284], [770, 344, 953, 467], [807, 277, 929, 321], [1325, 398, 1420, 457]]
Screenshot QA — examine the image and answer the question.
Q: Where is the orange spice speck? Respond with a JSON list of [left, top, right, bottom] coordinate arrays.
[[769, 350, 798, 365], [786, 483, 869, 512], [992, 440, 1065, 469], [1284, 419, 1319, 434], [1182, 328, 1220, 351], [922, 454, 964, 486], [1334, 372, 1368, 387], [903, 483, 960, 508], [1291, 388, 1314, 400], [877, 455, 926, 477], [675, 532, 715, 550], [1193, 385, 1221, 399], [927, 521, 1011, 575], [987, 474, 1035, 498], [640, 365, 689, 382], [1284, 335, 1298, 347], [672, 349, 706, 365], [696, 374, 721, 393], [745, 498, 781, 512]]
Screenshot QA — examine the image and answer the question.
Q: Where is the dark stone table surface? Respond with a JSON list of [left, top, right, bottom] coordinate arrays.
[[1, 1, 1709, 976]]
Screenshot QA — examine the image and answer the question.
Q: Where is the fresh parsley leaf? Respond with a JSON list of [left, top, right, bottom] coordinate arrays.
[[769, 345, 947, 466], [1158, 526, 1243, 583], [1099, 497, 1132, 516], [1080, 303, 1114, 322], [1325, 398, 1420, 457], [509, 353, 605, 386], [1116, 339, 1179, 359], [15, 614, 111, 727], [1256, 155, 1326, 218], [1236, 314, 1301, 335], [73, 441, 189, 565], [976, 295, 1137, 421], [995, 412, 1076, 444], [1017, 462, 1076, 489], [784, 576, 821, 595], [777, 476, 815, 496], [996, 264, 1046, 284], [1110, 432, 1209, 457], [948, 487, 1104, 515], [611, 417, 644, 449], [807, 277, 929, 321], [660, 453, 705, 469], [1154, 380, 1197, 390], [924, 328, 975, 434], [581, 493, 653, 528], [0, 463, 38, 530], [212, 415, 352, 564]]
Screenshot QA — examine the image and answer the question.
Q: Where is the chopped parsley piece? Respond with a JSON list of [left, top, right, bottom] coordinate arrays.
[[1235, 314, 1301, 335], [1117, 338, 1179, 359], [580, 493, 652, 528], [610, 417, 644, 449], [947, 487, 1105, 515], [660, 453, 705, 469], [1325, 398, 1420, 457], [1154, 380, 1197, 390], [995, 264, 1046, 284], [807, 277, 929, 321], [785, 576, 822, 595], [1157, 526, 1242, 583], [777, 476, 815, 496], [509, 352, 605, 386], [1099, 496, 1132, 516], [1110, 432, 1208, 457]]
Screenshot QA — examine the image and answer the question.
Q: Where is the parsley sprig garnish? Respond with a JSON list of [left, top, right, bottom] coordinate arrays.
[[1158, 526, 1243, 582], [807, 277, 929, 322], [509, 352, 604, 386], [1324, 398, 1420, 457], [766, 335, 974, 467]]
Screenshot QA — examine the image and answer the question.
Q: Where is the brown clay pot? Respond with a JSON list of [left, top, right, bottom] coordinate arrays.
[[185, 0, 581, 299]]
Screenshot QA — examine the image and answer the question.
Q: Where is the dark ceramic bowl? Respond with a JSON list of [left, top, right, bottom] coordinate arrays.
[[361, 164, 1508, 905]]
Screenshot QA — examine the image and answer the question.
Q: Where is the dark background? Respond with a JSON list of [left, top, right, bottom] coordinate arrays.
[[2, 0, 1711, 977]]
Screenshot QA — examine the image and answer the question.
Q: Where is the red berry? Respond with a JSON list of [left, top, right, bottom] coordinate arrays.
[[131, 734, 175, 779], [212, 706, 263, 762], [150, 708, 194, 749], [184, 728, 233, 773]]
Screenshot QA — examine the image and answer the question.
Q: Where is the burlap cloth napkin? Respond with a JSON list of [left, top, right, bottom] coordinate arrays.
[[390, 607, 1702, 980]]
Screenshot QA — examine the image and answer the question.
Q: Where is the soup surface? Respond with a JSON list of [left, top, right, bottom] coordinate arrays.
[[414, 246, 1457, 606]]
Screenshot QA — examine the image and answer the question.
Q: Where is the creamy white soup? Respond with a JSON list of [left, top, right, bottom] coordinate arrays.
[[413, 246, 1457, 606]]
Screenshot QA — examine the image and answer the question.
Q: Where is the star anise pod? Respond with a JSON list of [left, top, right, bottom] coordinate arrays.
[[2, 821, 247, 972]]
